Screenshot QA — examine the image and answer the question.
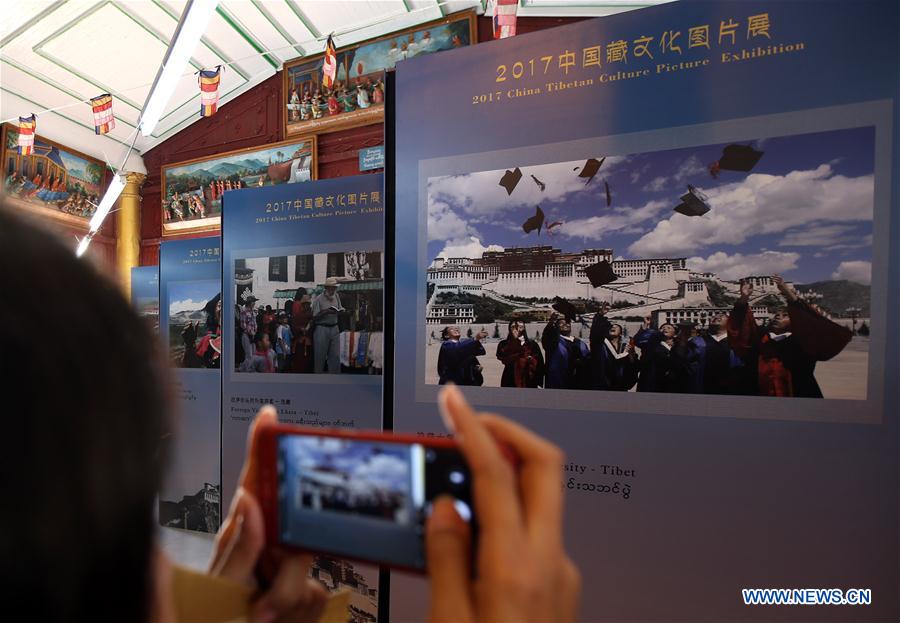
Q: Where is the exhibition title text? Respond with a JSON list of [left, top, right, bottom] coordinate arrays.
[[473, 12, 805, 105], [255, 191, 383, 224]]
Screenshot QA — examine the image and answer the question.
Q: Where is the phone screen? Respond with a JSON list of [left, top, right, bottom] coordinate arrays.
[[277, 433, 473, 570]]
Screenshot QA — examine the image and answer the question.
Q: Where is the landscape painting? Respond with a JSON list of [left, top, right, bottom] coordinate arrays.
[[2, 123, 105, 228], [161, 136, 316, 235]]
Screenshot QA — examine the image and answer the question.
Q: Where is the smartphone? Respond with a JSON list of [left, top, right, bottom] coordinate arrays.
[[257, 425, 474, 572]]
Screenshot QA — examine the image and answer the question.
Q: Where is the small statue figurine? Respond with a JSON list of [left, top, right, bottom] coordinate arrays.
[[340, 86, 357, 112], [372, 79, 385, 105], [299, 91, 312, 121], [327, 88, 341, 116], [356, 79, 371, 109], [289, 88, 300, 122], [311, 91, 324, 119]]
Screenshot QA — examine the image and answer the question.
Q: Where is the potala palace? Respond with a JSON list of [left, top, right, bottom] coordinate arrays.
[[426, 245, 785, 327]]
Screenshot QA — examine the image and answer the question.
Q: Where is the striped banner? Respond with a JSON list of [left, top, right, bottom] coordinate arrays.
[[322, 35, 337, 89], [493, 0, 518, 39], [17, 114, 36, 155], [90, 93, 116, 135], [199, 66, 222, 118]]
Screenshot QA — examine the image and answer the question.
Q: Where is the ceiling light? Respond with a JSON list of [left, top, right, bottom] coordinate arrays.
[[140, 0, 219, 136]]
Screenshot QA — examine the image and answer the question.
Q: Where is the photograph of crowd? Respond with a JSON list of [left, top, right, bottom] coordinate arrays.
[[3, 127, 103, 221], [161, 137, 315, 232], [283, 11, 473, 136], [168, 280, 222, 369], [234, 251, 384, 375], [425, 126, 875, 400], [282, 436, 413, 526]]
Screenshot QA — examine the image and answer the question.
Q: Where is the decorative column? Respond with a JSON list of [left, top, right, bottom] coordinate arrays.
[[116, 171, 146, 297]]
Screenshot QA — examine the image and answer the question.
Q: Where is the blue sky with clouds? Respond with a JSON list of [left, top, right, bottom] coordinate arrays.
[[169, 279, 220, 318], [427, 126, 875, 285], [284, 437, 411, 494]]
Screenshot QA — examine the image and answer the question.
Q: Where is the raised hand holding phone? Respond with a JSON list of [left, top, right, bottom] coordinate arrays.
[[426, 385, 581, 623], [209, 406, 327, 623]]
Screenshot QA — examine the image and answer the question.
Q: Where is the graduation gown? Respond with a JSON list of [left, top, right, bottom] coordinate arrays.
[[689, 333, 751, 395], [727, 300, 851, 398], [496, 336, 545, 388], [589, 316, 637, 391], [634, 328, 697, 393], [437, 338, 486, 386], [541, 321, 590, 389]]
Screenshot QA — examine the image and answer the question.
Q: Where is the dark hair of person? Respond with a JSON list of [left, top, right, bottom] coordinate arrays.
[[441, 326, 452, 340], [293, 286, 307, 300], [0, 206, 169, 622], [507, 319, 529, 340]]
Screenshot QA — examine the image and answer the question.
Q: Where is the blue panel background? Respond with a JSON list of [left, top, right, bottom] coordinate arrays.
[[220, 175, 386, 510], [159, 237, 222, 533], [130, 265, 158, 308], [393, 2, 899, 620]]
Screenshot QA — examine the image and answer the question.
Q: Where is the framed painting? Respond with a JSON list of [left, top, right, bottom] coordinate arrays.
[[1, 122, 107, 231], [161, 136, 317, 236], [282, 9, 476, 137]]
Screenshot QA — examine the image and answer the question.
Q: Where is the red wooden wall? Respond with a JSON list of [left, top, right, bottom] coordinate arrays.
[[139, 15, 585, 265]]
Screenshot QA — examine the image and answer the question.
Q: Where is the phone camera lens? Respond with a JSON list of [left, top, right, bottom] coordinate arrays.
[[448, 470, 465, 485], [425, 449, 437, 462]]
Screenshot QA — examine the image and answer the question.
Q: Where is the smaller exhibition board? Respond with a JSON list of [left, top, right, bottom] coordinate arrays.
[[159, 237, 223, 534], [130, 265, 159, 334], [221, 174, 385, 621]]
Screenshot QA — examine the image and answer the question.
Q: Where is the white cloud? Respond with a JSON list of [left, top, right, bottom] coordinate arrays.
[[641, 155, 707, 192], [778, 223, 858, 247], [687, 251, 800, 280], [831, 260, 871, 284], [437, 236, 504, 259], [642, 176, 668, 192], [427, 156, 627, 218], [427, 196, 476, 242], [629, 164, 873, 257], [169, 299, 204, 315], [353, 454, 409, 490], [555, 199, 669, 242]]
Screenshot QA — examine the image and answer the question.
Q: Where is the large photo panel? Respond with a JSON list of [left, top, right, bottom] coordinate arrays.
[[419, 116, 886, 421], [222, 175, 385, 623], [392, 1, 899, 621]]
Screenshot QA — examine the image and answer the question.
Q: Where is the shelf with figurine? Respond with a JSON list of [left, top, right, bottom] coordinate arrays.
[[282, 9, 476, 137]]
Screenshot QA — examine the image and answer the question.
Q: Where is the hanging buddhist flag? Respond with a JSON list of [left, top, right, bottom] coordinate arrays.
[[90, 93, 116, 135], [493, 0, 518, 39], [322, 35, 337, 89], [17, 114, 36, 155], [199, 66, 222, 118]]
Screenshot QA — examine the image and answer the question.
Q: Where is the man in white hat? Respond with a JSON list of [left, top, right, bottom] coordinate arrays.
[[312, 277, 344, 373]]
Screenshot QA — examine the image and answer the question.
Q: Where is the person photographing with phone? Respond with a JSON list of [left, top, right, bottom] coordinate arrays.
[[2, 205, 580, 623]]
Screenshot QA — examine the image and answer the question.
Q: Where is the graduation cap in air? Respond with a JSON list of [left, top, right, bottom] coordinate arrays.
[[499, 167, 523, 195], [552, 297, 578, 322], [585, 260, 618, 288], [546, 220, 563, 236], [717, 144, 764, 172], [604, 181, 612, 207], [522, 205, 545, 234], [673, 184, 711, 217], [530, 174, 546, 192], [576, 157, 605, 184]]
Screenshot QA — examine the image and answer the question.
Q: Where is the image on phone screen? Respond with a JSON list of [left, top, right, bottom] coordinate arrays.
[[277, 434, 472, 570]]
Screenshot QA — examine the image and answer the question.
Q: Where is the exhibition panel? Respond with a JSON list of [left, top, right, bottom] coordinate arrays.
[[159, 237, 223, 534], [392, 1, 899, 619], [221, 174, 386, 621]]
